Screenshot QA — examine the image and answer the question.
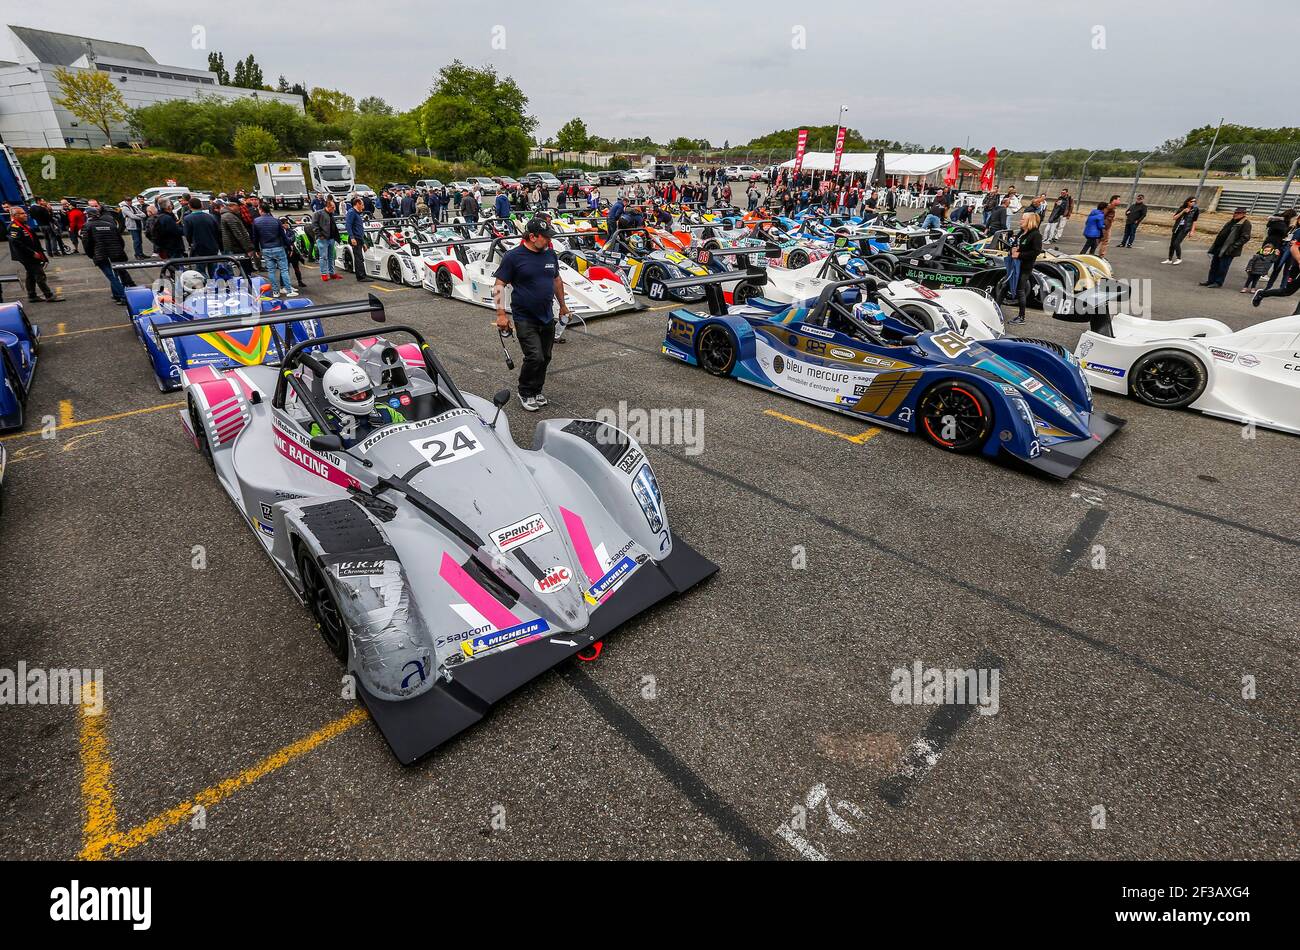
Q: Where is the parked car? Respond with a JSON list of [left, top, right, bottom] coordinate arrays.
[[723, 165, 764, 182], [494, 176, 521, 191], [599, 169, 628, 185], [467, 177, 501, 194], [414, 179, 444, 190]]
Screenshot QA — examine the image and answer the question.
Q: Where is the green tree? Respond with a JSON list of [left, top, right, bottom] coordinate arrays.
[[230, 54, 264, 90], [417, 60, 536, 167], [350, 113, 414, 155], [131, 96, 321, 155], [53, 67, 130, 143], [207, 52, 229, 85], [308, 87, 357, 125], [555, 117, 590, 152], [357, 96, 394, 116], [233, 124, 280, 163], [667, 136, 710, 151]]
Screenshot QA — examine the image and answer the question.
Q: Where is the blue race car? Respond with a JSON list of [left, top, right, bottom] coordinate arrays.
[[654, 272, 1123, 479], [115, 256, 324, 392], [0, 274, 40, 433]]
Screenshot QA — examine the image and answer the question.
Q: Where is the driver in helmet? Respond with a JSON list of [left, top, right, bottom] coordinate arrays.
[[847, 299, 887, 341], [311, 362, 405, 447]]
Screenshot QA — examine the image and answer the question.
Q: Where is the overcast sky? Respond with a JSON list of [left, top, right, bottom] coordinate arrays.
[[4, 1, 1295, 151]]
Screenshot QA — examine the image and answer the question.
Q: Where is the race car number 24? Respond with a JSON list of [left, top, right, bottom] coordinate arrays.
[[409, 425, 483, 467]]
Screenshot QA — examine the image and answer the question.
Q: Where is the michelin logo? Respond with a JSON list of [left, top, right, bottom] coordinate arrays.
[[463, 618, 550, 656]]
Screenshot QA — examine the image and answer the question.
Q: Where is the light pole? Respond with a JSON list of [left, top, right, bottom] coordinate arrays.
[[1128, 151, 1155, 205], [1077, 150, 1099, 205], [1194, 119, 1228, 208], [1038, 151, 1056, 186]]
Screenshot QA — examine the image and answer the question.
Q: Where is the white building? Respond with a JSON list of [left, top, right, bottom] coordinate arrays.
[[0, 25, 303, 149], [779, 151, 985, 186]]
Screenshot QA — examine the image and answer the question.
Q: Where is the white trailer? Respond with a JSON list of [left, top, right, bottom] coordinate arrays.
[[255, 162, 308, 209]]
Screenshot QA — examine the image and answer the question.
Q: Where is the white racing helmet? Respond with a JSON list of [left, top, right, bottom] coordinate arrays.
[[323, 362, 375, 416], [179, 269, 207, 294]]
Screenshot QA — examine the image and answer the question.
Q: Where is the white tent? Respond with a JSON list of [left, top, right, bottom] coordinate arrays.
[[778, 151, 984, 180]]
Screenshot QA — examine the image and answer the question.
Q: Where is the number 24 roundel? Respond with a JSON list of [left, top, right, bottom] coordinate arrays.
[[409, 425, 483, 467]]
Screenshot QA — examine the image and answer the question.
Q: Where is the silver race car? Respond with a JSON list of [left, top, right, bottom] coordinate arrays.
[[160, 298, 717, 763]]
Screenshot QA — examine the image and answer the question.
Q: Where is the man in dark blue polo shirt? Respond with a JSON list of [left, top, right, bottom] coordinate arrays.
[[494, 218, 571, 411]]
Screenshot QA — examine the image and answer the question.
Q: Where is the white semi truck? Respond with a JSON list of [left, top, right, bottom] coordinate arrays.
[[254, 161, 308, 209], [307, 151, 356, 200]]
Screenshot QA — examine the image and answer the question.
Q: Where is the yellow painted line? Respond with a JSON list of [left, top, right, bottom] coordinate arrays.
[[646, 302, 680, 312], [59, 399, 74, 428], [78, 680, 119, 861], [368, 283, 398, 293], [81, 708, 369, 860], [56, 322, 67, 335], [0, 401, 183, 442], [47, 323, 131, 339], [764, 408, 881, 444]]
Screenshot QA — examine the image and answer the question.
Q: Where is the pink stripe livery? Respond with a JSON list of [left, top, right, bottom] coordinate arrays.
[[438, 552, 520, 631], [560, 507, 603, 585]]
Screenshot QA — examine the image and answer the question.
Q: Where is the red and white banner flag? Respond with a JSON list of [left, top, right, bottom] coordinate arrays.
[[979, 148, 998, 192], [831, 127, 847, 176], [943, 148, 961, 188], [793, 129, 809, 175]]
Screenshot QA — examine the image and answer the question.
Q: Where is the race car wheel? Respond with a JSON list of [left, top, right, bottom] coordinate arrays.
[[894, 303, 938, 332], [188, 397, 213, 467], [786, 248, 810, 270], [387, 257, 402, 283], [918, 380, 993, 453], [1129, 349, 1207, 410], [434, 267, 453, 296], [298, 551, 349, 663], [695, 324, 737, 377], [732, 281, 761, 305]]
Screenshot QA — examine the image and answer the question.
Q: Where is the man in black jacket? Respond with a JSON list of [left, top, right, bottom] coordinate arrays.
[[1200, 208, 1253, 288], [80, 201, 131, 304], [7, 206, 62, 303], [152, 198, 186, 259], [182, 197, 220, 258], [1118, 195, 1147, 248]]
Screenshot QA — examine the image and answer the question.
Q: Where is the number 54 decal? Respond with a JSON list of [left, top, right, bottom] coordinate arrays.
[[409, 425, 483, 467]]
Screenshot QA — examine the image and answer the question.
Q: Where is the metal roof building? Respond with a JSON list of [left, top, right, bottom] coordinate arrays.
[[0, 25, 302, 148]]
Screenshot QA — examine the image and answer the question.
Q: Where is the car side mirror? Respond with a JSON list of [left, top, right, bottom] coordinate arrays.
[[310, 434, 344, 452], [493, 388, 511, 409]]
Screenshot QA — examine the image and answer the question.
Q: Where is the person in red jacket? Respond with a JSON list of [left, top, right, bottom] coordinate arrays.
[[64, 200, 86, 255]]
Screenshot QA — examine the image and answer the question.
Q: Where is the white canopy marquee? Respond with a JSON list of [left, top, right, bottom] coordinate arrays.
[[778, 151, 985, 179]]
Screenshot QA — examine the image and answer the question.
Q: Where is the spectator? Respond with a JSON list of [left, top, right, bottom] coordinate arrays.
[[1260, 209, 1297, 289], [400, 190, 416, 217], [984, 197, 1009, 234], [345, 198, 370, 281], [1242, 242, 1277, 293], [64, 200, 85, 255], [1118, 194, 1147, 249], [80, 200, 130, 305], [1163, 197, 1199, 264], [1252, 215, 1300, 312], [151, 198, 186, 259], [494, 189, 512, 220], [1199, 207, 1252, 289], [1044, 189, 1072, 245], [6, 206, 62, 303], [216, 199, 255, 261], [28, 199, 63, 256], [251, 206, 297, 297], [1007, 212, 1043, 325], [1097, 195, 1120, 257], [182, 197, 220, 257], [121, 196, 146, 258], [313, 197, 343, 281], [461, 190, 480, 224], [1081, 202, 1106, 255], [280, 216, 306, 288], [493, 218, 570, 412]]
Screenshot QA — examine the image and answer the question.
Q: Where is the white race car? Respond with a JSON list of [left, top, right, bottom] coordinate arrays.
[[1069, 311, 1300, 434], [752, 250, 1005, 340], [422, 233, 643, 320], [337, 223, 458, 286]]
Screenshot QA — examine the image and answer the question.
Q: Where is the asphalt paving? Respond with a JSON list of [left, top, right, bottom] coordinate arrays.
[[0, 207, 1296, 860]]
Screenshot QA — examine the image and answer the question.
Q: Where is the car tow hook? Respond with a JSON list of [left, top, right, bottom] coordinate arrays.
[[576, 642, 603, 662]]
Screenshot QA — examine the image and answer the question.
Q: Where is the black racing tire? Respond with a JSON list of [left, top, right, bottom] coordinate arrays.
[[785, 248, 810, 270], [917, 380, 993, 453], [297, 550, 349, 663], [188, 396, 214, 467], [872, 252, 902, 278], [387, 257, 402, 283], [732, 281, 761, 305], [1128, 349, 1207, 410], [894, 303, 938, 332], [695, 324, 737, 376], [434, 266, 453, 296], [339, 248, 353, 270]]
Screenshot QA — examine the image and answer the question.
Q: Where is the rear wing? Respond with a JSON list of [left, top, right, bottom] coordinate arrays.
[[648, 261, 771, 316], [155, 294, 385, 340], [113, 254, 252, 276]]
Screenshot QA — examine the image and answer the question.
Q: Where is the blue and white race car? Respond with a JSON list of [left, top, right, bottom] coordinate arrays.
[[0, 275, 39, 433], [116, 256, 324, 392], [655, 272, 1123, 478]]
